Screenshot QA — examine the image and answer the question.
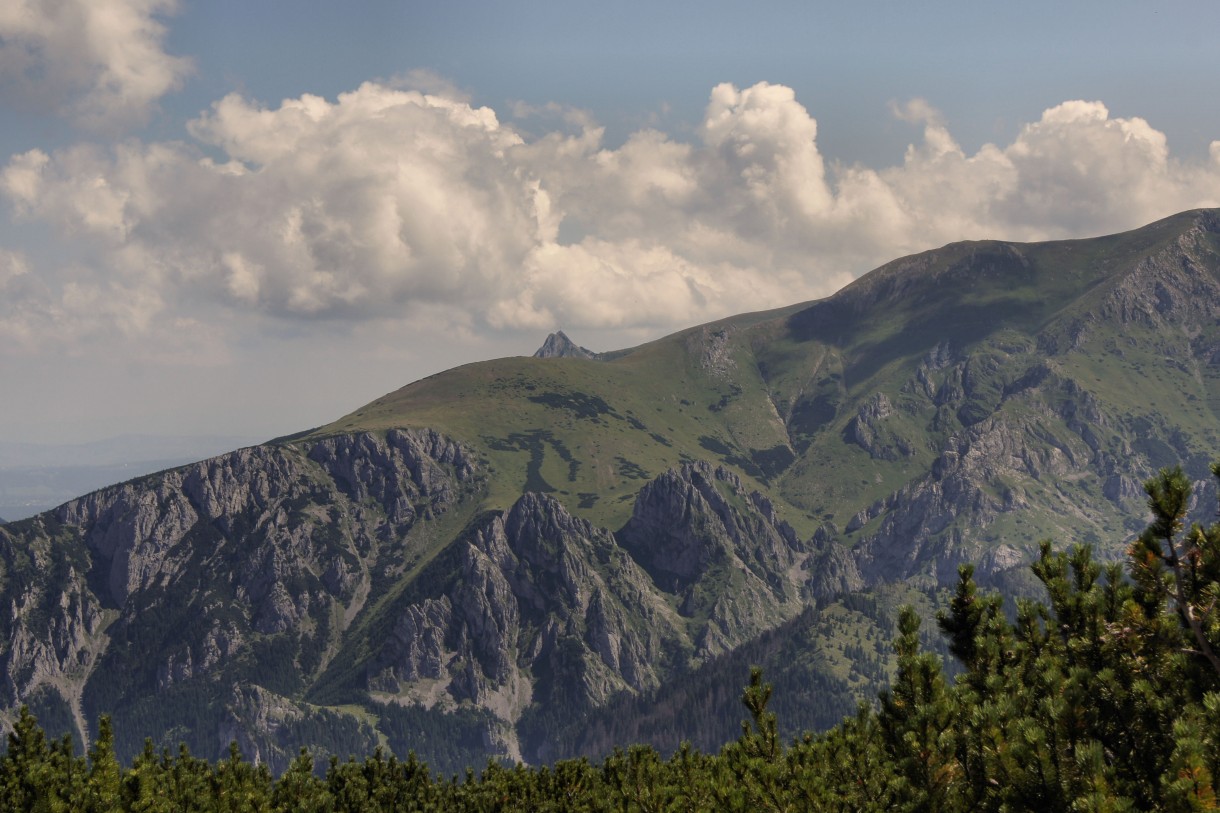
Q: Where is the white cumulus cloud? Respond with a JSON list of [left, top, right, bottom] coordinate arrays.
[[0, 0, 191, 129], [3, 80, 1220, 357]]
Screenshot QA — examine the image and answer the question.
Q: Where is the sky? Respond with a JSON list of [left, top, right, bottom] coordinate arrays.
[[2, 1, 1220, 446]]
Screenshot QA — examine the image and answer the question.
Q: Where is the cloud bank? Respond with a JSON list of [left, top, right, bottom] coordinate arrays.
[[3, 80, 1220, 353], [0, 0, 190, 129]]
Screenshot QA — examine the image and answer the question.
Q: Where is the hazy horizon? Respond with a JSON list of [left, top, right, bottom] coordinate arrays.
[[3, 1, 1220, 445]]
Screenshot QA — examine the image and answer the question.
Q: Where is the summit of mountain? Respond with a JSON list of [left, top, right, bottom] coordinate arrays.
[[533, 330, 600, 359], [3, 208, 1220, 771]]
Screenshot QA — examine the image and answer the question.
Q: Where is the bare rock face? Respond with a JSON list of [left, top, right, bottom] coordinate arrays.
[[0, 551, 108, 746], [1104, 473, 1143, 503], [308, 428, 474, 527], [620, 462, 800, 589], [618, 461, 805, 657], [533, 331, 598, 359], [851, 386, 1086, 584], [805, 531, 865, 601], [1100, 233, 1220, 331], [845, 392, 914, 460], [358, 462, 817, 762], [366, 490, 685, 762], [375, 598, 452, 685], [0, 435, 811, 767], [0, 429, 478, 760], [216, 683, 379, 772], [845, 303, 1191, 586], [690, 327, 738, 379], [157, 621, 244, 689]]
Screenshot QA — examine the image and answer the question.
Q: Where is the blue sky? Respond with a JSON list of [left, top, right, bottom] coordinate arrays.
[[74, 1, 1197, 172], [2, 0, 1220, 445], [152, 1, 1220, 162]]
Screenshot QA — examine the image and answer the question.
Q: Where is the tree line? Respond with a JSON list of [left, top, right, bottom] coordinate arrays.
[[6, 464, 1220, 810]]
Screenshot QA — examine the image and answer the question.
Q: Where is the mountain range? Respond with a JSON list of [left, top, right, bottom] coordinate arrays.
[[3, 208, 1219, 772]]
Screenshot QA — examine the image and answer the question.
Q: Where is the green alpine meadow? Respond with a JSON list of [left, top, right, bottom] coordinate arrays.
[[4, 207, 1220, 793]]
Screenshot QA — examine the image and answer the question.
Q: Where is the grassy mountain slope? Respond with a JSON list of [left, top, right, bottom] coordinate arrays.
[[315, 302, 810, 532], [318, 208, 1220, 576], [3, 209, 1220, 771]]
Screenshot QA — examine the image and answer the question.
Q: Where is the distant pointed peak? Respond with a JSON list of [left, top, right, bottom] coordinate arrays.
[[533, 331, 599, 359]]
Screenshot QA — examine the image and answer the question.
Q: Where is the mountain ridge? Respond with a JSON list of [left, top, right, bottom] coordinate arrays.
[[533, 330, 600, 360], [3, 208, 1220, 770]]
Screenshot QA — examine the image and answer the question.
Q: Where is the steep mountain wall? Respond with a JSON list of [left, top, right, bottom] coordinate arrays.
[[0, 438, 809, 767]]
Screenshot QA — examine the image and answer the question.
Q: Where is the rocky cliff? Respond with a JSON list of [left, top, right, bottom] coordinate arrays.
[[0, 429, 482, 768], [533, 331, 599, 360], [0, 433, 812, 768]]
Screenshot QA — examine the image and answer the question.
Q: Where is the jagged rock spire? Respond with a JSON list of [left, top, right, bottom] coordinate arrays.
[[533, 330, 598, 359]]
